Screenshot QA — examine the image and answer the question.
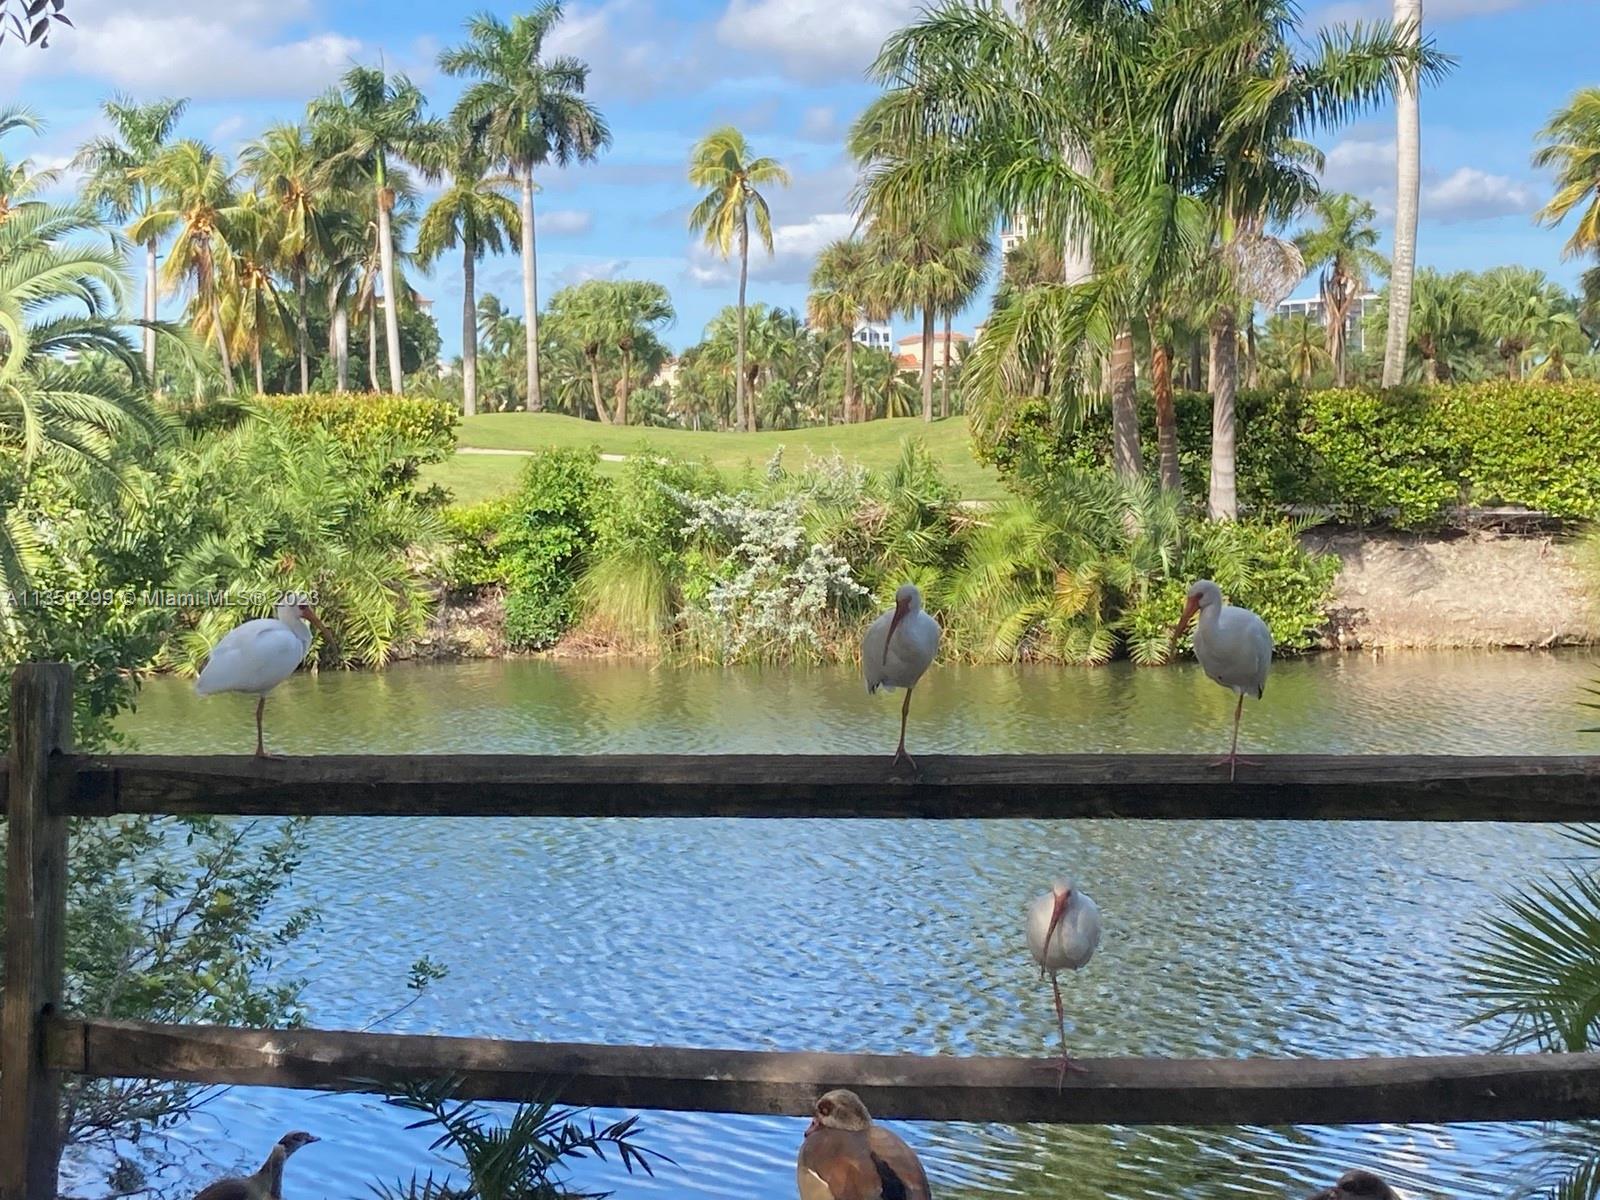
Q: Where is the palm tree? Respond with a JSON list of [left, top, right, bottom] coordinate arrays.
[[1260, 312, 1330, 385], [0, 106, 58, 224], [309, 65, 446, 395], [0, 201, 165, 469], [1153, 0, 1447, 518], [808, 238, 874, 424], [1381, 0, 1424, 388], [215, 191, 292, 394], [241, 122, 336, 394], [1403, 267, 1477, 382], [1534, 88, 1600, 270], [441, 4, 611, 414], [687, 126, 789, 434], [416, 132, 519, 416], [1474, 266, 1573, 381], [937, 232, 991, 420], [131, 139, 241, 393], [72, 95, 189, 381], [606, 280, 673, 427], [1294, 192, 1387, 386]]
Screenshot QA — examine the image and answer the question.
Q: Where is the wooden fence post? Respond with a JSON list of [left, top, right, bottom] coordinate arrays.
[[1, 664, 73, 1200]]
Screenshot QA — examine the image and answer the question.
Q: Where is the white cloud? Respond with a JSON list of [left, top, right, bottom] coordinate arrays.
[[552, 258, 630, 288], [799, 106, 839, 142], [540, 210, 594, 237], [1318, 136, 1538, 225], [1, 0, 367, 99], [715, 0, 920, 82], [686, 211, 856, 287], [1312, 0, 1550, 23], [1423, 166, 1540, 223], [547, 0, 703, 101]]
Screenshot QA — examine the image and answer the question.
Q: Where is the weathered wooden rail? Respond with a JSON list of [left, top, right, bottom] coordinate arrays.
[[5, 662, 1600, 1198]]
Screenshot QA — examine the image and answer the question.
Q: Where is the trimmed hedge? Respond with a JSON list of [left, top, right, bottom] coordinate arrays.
[[980, 381, 1600, 528], [260, 393, 459, 464]]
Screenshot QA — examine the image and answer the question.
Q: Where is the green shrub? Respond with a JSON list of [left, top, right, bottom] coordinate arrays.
[[260, 393, 459, 468], [442, 497, 514, 594], [1300, 387, 1466, 527], [1444, 382, 1600, 518], [500, 448, 606, 649]]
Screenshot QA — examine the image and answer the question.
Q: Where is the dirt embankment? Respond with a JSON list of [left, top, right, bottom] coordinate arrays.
[[1310, 528, 1598, 650], [399, 530, 1600, 661]]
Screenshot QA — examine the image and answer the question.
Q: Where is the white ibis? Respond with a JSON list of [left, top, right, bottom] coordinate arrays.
[[797, 1089, 931, 1200], [1173, 579, 1273, 781], [1308, 1170, 1400, 1200], [195, 595, 327, 757], [861, 583, 940, 769], [1026, 879, 1101, 1084], [193, 1131, 319, 1200]]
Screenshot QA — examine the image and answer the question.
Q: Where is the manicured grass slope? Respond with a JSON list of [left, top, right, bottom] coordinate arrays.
[[425, 412, 1004, 504]]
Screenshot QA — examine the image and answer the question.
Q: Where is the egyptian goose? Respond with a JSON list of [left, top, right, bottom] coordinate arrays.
[[193, 1131, 319, 1200], [797, 1089, 930, 1200], [1307, 1170, 1400, 1200]]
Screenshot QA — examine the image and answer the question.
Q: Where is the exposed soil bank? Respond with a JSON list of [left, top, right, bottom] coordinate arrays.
[[1311, 528, 1598, 650], [398, 529, 1600, 661]]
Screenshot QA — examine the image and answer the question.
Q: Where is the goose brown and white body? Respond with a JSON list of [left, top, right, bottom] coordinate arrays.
[[193, 1131, 319, 1200], [797, 1089, 930, 1200], [1307, 1169, 1401, 1200], [861, 583, 940, 770]]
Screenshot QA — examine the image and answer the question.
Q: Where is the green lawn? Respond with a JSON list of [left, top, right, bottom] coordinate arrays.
[[424, 412, 1005, 505]]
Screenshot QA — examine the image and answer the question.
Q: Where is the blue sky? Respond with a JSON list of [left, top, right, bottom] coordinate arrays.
[[2, 0, 1596, 359]]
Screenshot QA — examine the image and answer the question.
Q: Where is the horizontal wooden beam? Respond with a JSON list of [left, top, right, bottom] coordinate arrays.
[[59, 753, 1600, 820], [43, 1017, 1600, 1126]]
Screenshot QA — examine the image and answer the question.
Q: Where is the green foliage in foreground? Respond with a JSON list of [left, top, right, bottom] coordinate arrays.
[[372, 1077, 670, 1200], [449, 440, 1337, 665], [982, 381, 1600, 528]]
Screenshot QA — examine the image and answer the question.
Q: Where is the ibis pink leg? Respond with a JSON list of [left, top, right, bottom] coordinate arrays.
[[1050, 972, 1087, 1087], [891, 687, 916, 771], [1209, 694, 1260, 781], [254, 695, 268, 758]]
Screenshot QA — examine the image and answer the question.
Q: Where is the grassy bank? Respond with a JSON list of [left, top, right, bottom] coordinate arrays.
[[425, 412, 1006, 505]]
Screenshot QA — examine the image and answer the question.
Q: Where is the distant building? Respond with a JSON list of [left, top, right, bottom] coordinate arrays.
[[654, 357, 680, 389], [853, 317, 893, 351], [896, 331, 971, 373], [999, 213, 1030, 256], [1274, 291, 1381, 353]]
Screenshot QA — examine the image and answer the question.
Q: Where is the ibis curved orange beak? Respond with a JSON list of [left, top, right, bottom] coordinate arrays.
[[299, 605, 328, 638], [883, 596, 910, 665], [1172, 594, 1201, 642]]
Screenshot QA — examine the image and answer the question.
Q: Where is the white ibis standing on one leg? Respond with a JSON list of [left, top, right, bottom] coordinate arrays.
[[1173, 579, 1273, 781], [797, 1089, 931, 1200], [195, 595, 327, 757], [861, 583, 940, 770], [1027, 879, 1101, 1085]]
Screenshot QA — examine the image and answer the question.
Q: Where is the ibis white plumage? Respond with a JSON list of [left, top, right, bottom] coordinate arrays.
[[1174, 579, 1273, 781], [195, 595, 327, 757], [1027, 879, 1100, 1083], [861, 583, 940, 769]]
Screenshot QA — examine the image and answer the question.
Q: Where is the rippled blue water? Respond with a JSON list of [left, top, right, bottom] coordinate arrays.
[[105, 651, 1600, 1199]]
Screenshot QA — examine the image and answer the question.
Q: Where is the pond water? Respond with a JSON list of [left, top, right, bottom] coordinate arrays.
[[108, 650, 1600, 1200]]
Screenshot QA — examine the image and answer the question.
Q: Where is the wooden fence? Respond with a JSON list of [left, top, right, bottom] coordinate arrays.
[[5, 662, 1600, 1198]]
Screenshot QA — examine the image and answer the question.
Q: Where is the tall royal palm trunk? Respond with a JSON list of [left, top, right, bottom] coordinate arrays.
[[618, 342, 633, 427], [462, 232, 478, 417], [1187, 337, 1204, 392], [294, 260, 310, 394], [941, 312, 953, 420], [843, 330, 855, 424], [143, 239, 159, 382], [1209, 306, 1240, 521], [253, 343, 264, 395], [520, 163, 543, 412], [206, 274, 235, 395], [1152, 338, 1181, 494], [736, 215, 751, 432], [1383, 0, 1423, 387], [920, 305, 935, 422], [332, 296, 350, 393], [1109, 329, 1142, 480], [586, 349, 611, 423], [375, 187, 404, 394], [368, 303, 381, 392]]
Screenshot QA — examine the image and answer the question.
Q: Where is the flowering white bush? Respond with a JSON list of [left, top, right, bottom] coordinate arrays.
[[673, 486, 867, 662]]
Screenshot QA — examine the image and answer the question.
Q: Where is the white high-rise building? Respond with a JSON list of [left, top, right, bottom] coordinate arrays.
[[1273, 291, 1381, 353], [853, 317, 892, 350]]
